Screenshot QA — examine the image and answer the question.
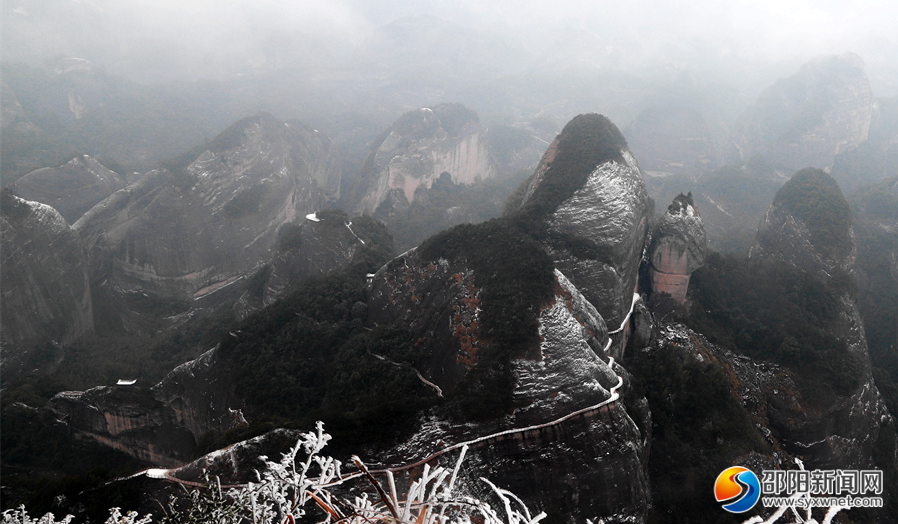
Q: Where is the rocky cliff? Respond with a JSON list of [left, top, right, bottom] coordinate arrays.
[[356, 103, 496, 214], [234, 210, 392, 320], [50, 348, 242, 466], [55, 213, 652, 522], [46, 212, 394, 470], [75, 113, 341, 300], [748, 169, 894, 475], [648, 193, 707, 304], [508, 113, 650, 357], [365, 230, 650, 523], [141, 220, 651, 522], [643, 161, 784, 254], [628, 168, 897, 521], [11, 155, 126, 224], [729, 52, 874, 171], [832, 95, 898, 193], [0, 191, 93, 374], [850, 177, 898, 373], [753, 168, 855, 276]]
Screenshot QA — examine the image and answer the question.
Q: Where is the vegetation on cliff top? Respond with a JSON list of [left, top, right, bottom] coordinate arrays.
[[774, 168, 852, 259], [512, 113, 628, 223], [626, 333, 770, 524], [687, 252, 860, 401], [216, 215, 414, 454], [419, 218, 556, 419]]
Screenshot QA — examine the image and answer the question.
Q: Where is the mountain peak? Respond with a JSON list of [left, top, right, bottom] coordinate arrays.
[[515, 113, 629, 219], [755, 168, 855, 274], [10, 155, 125, 224], [729, 53, 874, 171], [355, 102, 494, 213], [506, 113, 648, 354]]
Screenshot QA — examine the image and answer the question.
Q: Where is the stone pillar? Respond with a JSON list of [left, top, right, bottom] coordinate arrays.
[[649, 193, 707, 304]]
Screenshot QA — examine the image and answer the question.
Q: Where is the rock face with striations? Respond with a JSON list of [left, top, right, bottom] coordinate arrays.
[[11, 155, 126, 224], [629, 170, 897, 520], [507, 114, 650, 357], [729, 53, 874, 171], [0, 191, 93, 372], [365, 222, 650, 523], [75, 113, 341, 300], [648, 193, 707, 304], [50, 347, 243, 466], [356, 103, 496, 214]]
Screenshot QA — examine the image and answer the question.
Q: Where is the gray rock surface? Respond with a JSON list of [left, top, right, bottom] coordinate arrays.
[[753, 169, 855, 277], [75, 113, 340, 300], [511, 114, 650, 357], [366, 249, 650, 523], [649, 194, 707, 303], [356, 103, 496, 214], [50, 347, 242, 466], [12, 155, 126, 224], [0, 192, 93, 372], [749, 169, 895, 474]]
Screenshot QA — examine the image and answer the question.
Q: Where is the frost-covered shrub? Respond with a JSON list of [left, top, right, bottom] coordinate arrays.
[[4, 422, 544, 524], [1, 506, 151, 524]]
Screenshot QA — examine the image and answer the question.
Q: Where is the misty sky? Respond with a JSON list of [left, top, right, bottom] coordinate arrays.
[[3, 0, 897, 95]]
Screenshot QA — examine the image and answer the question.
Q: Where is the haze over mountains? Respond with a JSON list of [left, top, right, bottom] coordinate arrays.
[[3, 0, 898, 181], [2, 2, 898, 523]]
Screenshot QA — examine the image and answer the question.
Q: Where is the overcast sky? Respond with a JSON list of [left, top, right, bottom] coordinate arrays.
[[3, 0, 897, 94]]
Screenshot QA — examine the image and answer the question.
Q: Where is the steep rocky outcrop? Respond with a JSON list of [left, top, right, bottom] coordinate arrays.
[[629, 167, 897, 521], [648, 193, 707, 303], [11, 155, 126, 224], [643, 162, 784, 254], [359, 232, 650, 522], [47, 214, 394, 469], [508, 113, 650, 357], [0, 191, 93, 373], [642, 319, 895, 515], [51, 387, 195, 467], [753, 168, 855, 276], [71, 217, 651, 521], [75, 113, 341, 300], [729, 53, 874, 171], [750, 169, 894, 471], [832, 95, 898, 193], [234, 210, 387, 320], [356, 104, 496, 214], [50, 348, 242, 466], [850, 177, 898, 366]]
